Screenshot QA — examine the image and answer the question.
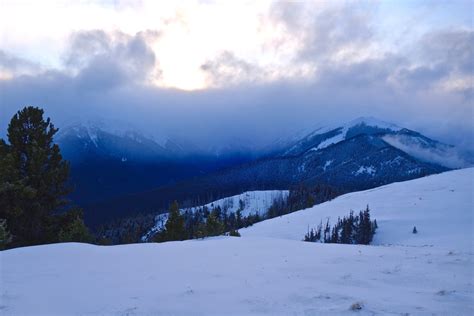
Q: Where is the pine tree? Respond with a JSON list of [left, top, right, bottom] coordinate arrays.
[[229, 229, 240, 237], [323, 219, 331, 243], [412, 226, 417, 234], [0, 106, 82, 246], [238, 199, 245, 211], [163, 201, 186, 241], [305, 207, 377, 245], [58, 216, 93, 243], [0, 219, 12, 250], [236, 208, 243, 228], [205, 212, 224, 236]]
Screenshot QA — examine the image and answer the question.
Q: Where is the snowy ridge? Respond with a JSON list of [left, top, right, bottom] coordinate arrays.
[[283, 116, 403, 155], [1, 169, 473, 315], [142, 190, 289, 241], [241, 168, 473, 250], [314, 116, 402, 151]]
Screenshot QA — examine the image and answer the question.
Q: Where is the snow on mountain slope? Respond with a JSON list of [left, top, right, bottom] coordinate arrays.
[[57, 119, 171, 147], [1, 170, 472, 315], [241, 168, 474, 250], [55, 119, 196, 163], [314, 117, 402, 151], [142, 190, 288, 241], [283, 116, 402, 155], [281, 116, 471, 170]]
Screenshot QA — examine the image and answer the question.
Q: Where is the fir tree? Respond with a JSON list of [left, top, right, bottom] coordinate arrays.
[[236, 209, 243, 228], [58, 216, 93, 243], [229, 229, 240, 237], [163, 201, 186, 241], [0, 219, 12, 250], [323, 219, 331, 243], [0, 106, 85, 246], [412, 226, 418, 234], [305, 206, 377, 245], [205, 212, 224, 236]]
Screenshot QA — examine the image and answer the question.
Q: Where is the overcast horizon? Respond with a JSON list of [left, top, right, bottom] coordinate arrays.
[[1, 0, 472, 150]]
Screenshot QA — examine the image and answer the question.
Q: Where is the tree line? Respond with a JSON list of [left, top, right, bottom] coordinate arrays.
[[304, 206, 377, 245], [149, 184, 342, 243], [151, 200, 264, 242], [267, 183, 341, 219]]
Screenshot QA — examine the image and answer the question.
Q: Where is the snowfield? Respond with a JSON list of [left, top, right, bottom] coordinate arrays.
[[1, 169, 473, 315], [240, 168, 473, 250]]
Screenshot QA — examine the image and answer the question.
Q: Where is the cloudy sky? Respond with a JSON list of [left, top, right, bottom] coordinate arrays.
[[0, 0, 472, 150]]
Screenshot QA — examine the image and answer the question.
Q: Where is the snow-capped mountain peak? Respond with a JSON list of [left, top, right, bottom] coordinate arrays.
[[283, 116, 403, 156], [55, 119, 189, 163], [343, 116, 402, 131]]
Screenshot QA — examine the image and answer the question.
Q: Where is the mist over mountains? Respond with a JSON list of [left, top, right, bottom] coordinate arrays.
[[52, 116, 470, 226]]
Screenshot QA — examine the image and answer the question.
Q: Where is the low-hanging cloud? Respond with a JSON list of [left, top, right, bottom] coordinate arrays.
[[0, 2, 472, 153]]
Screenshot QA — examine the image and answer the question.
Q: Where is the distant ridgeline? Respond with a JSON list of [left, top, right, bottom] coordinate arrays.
[[83, 117, 458, 229]]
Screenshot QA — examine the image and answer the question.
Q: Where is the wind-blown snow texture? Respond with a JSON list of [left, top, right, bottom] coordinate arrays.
[[1, 169, 473, 315]]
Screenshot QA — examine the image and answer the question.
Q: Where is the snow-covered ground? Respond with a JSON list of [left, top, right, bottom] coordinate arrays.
[[1, 169, 473, 315], [142, 190, 288, 241]]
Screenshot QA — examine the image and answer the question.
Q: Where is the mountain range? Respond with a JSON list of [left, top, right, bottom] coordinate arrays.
[[57, 117, 469, 226]]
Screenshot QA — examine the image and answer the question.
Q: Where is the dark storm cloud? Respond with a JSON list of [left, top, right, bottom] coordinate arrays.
[[1, 12, 472, 152], [63, 29, 159, 90], [269, 1, 374, 62]]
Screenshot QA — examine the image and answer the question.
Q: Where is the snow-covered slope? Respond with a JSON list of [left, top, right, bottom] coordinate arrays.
[[142, 190, 288, 241], [1, 169, 473, 315], [281, 116, 469, 169], [241, 168, 473, 250], [283, 116, 402, 156]]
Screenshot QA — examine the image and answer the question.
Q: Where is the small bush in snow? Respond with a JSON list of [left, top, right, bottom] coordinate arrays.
[[229, 229, 241, 237], [350, 302, 363, 311]]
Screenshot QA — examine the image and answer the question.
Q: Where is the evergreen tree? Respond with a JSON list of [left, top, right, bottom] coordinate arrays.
[[323, 219, 331, 243], [229, 229, 240, 237], [163, 201, 186, 241], [412, 226, 417, 234], [0, 219, 12, 250], [205, 212, 224, 236], [0, 106, 83, 246], [58, 216, 93, 243], [238, 199, 245, 211], [236, 209, 243, 228], [305, 207, 377, 245]]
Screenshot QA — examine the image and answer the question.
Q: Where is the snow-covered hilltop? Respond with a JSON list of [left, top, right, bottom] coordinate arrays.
[[2, 169, 473, 315], [283, 116, 402, 156], [241, 168, 473, 250], [142, 190, 288, 241]]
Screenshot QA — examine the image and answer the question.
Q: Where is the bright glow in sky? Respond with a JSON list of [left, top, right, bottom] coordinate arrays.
[[1, 0, 469, 90], [0, 0, 472, 150]]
